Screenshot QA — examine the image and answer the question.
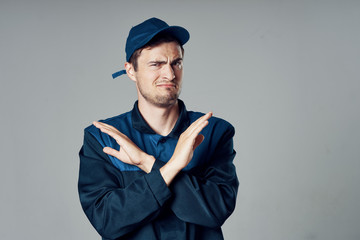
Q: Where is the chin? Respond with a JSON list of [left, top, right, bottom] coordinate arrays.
[[154, 99, 178, 108], [152, 95, 179, 108]]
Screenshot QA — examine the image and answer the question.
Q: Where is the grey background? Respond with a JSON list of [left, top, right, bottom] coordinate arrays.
[[1, 0, 359, 239]]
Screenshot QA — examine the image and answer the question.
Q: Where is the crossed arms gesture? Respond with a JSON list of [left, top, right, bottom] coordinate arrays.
[[93, 112, 212, 186]]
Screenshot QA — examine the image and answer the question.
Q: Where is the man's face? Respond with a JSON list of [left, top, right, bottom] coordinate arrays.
[[131, 41, 183, 108]]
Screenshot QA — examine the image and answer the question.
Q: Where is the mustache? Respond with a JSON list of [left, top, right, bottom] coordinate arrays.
[[155, 80, 176, 85]]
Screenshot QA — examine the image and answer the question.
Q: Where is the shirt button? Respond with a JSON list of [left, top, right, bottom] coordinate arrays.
[[159, 138, 166, 143]]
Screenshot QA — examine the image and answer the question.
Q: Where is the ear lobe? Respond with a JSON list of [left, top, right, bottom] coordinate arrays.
[[125, 62, 136, 82]]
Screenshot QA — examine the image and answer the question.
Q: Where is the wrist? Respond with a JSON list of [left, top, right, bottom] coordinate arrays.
[[159, 159, 182, 186], [139, 154, 155, 173]]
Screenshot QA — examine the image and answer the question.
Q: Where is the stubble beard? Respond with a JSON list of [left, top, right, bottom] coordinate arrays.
[[138, 84, 181, 108]]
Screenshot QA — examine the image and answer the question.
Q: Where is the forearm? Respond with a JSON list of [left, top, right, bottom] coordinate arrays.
[[79, 154, 171, 238], [167, 124, 238, 228], [79, 132, 171, 238], [169, 165, 238, 228], [160, 112, 212, 185], [158, 151, 238, 228]]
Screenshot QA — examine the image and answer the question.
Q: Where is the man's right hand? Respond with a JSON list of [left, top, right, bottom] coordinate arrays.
[[160, 112, 212, 186], [93, 121, 155, 173]]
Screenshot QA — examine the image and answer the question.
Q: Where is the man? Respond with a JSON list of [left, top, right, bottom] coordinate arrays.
[[78, 17, 238, 240]]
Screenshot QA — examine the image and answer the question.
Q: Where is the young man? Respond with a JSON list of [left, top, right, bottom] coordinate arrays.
[[78, 17, 238, 240]]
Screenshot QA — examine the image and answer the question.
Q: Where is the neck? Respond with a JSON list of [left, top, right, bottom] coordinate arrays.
[[137, 99, 180, 136]]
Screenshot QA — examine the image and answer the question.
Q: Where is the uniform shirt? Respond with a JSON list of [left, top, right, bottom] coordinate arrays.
[[78, 100, 239, 240]]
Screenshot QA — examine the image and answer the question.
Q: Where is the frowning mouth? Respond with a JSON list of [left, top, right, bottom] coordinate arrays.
[[156, 83, 176, 88]]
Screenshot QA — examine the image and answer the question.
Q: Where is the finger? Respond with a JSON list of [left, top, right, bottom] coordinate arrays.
[[191, 112, 212, 128], [103, 147, 122, 159], [203, 111, 213, 120], [93, 121, 120, 133], [93, 121, 109, 128], [98, 125, 142, 160], [103, 147, 132, 163], [190, 120, 209, 138], [93, 121, 127, 143], [189, 112, 212, 131], [186, 112, 212, 137], [99, 127, 123, 141], [94, 122, 141, 155]]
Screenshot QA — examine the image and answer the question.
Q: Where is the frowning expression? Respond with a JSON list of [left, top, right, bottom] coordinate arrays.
[[128, 41, 183, 108]]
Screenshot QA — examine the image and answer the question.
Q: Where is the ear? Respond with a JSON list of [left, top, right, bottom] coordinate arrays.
[[125, 62, 136, 82]]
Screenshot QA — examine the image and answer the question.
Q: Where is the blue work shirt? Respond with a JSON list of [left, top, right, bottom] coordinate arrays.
[[78, 100, 238, 240]]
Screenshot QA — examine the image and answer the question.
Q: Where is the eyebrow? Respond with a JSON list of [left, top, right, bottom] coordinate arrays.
[[171, 58, 183, 64], [148, 60, 166, 65], [148, 58, 183, 65]]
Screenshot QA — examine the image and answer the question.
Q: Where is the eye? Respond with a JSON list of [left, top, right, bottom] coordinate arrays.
[[150, 63, 159, 67], [174, 61, 183, 69]]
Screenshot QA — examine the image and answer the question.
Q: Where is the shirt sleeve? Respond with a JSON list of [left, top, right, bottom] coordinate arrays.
[[78, 130, 171, 239], [169, 124, 239, 228]]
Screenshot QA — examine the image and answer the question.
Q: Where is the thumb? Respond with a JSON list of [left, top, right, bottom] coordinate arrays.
[[193, 134, 205, 150]]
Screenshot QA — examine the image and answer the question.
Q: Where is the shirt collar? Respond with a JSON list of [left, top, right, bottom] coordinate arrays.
[[131, 99, 190, 138]]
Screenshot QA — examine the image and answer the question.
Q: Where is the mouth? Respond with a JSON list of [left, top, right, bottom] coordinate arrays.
[[156, 83, 176, 88]]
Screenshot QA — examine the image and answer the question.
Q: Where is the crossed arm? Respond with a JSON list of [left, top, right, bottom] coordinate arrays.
[[92, 112, 213, 185], [79, 112, 238, 238]]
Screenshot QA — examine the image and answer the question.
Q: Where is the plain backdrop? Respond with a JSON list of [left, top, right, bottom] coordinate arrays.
[[1, 0, 359, 239]]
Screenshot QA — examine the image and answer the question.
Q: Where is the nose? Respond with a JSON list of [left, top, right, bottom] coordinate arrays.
[[162, 64, 175, 80]]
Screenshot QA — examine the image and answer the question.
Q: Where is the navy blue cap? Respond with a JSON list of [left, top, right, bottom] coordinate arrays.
[[112, 17, 190, 79]]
